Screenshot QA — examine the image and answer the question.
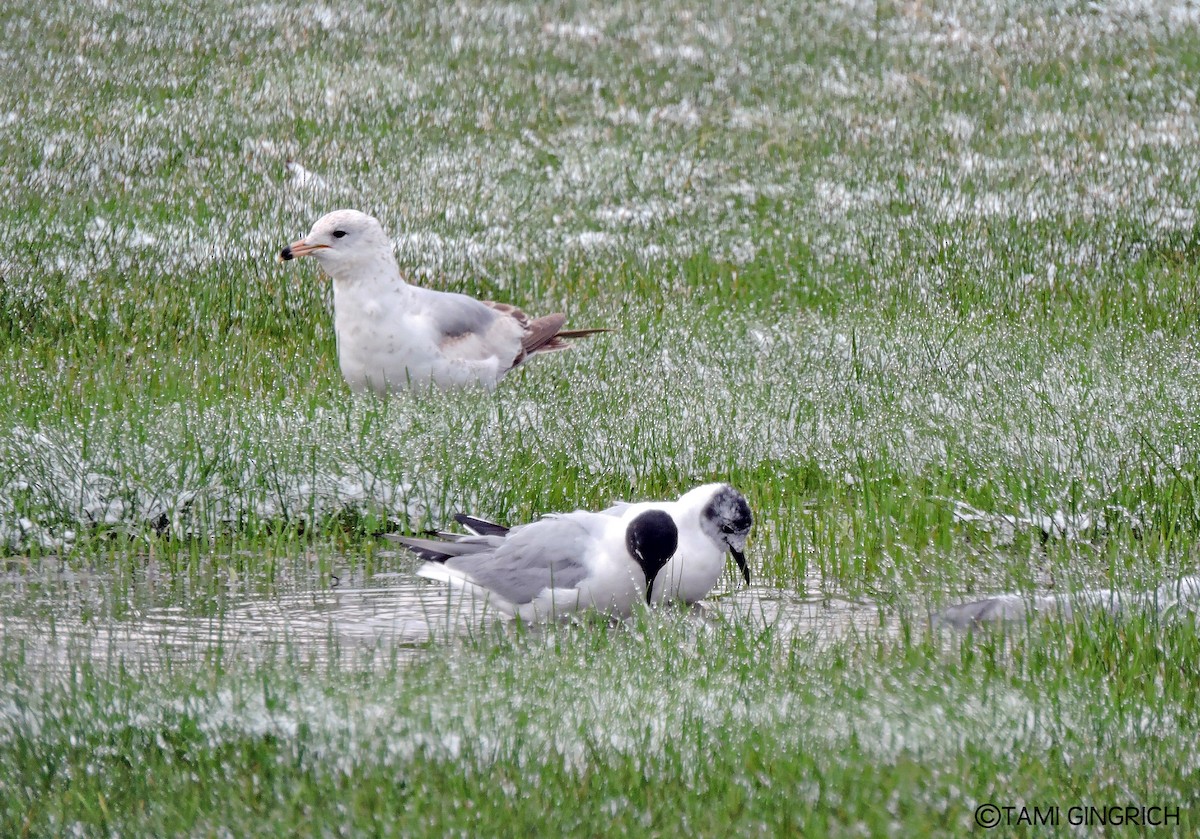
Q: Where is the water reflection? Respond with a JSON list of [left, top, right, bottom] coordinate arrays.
[[711, 585, 889, 643]]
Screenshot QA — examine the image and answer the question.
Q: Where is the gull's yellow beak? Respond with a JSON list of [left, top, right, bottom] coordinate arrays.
[[278, 239, 328, 262]]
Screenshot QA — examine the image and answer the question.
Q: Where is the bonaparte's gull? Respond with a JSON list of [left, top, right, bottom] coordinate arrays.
[[455, 483, 753, 605], [388, 509, 678, 621], [279, 209, 605, 393]]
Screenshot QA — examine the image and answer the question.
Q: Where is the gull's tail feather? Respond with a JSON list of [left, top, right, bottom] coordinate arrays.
[[416, 561, 465, 584], [416, 562, 520, 617]]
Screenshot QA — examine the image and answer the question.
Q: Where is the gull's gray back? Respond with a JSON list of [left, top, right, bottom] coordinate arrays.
[[444, 512, 602, 604], [411, 286, 524, 367], [415, 287, 501, 339], [601, 501, 634, 517]]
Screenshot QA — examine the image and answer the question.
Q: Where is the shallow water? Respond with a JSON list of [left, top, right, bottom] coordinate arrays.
[[1, 560, 456, 670], [710, 584, 889, 643], [0, 555, 892, 670]]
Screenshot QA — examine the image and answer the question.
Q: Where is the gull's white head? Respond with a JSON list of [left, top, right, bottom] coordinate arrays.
[[278, 209, 396, 283]]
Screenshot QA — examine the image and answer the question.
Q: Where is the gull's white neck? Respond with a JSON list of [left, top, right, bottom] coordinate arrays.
[[675, 483, 725, 517], [324, 247, 408, 292]]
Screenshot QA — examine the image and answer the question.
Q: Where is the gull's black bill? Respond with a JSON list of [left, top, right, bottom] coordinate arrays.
[[732, 549, 750, 586]]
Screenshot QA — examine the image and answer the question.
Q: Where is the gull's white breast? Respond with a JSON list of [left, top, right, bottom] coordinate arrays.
[[332, 280, 507, 392]]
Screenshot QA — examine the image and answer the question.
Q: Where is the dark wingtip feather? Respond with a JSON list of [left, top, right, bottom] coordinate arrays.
[[453, 513, 510, 537], [519, 317, 610, 363], [554, 327, 611, 339], [384, 533, 454, 563], [521, 313, 568, 355]]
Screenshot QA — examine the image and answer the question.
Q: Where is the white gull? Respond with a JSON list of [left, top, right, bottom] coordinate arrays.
[[279, 209, 605, 393]]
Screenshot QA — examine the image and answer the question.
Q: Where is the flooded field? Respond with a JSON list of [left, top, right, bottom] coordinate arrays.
[[0, 552, 894, 670], [3, 0, 1200, 832]]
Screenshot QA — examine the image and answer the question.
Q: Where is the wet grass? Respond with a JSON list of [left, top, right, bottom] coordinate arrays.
[[2, 0, 1200, 834], [3, 612, 1199, 835]]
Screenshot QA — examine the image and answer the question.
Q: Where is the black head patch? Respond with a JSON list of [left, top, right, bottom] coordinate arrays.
[[625, 510, 678, 600], [703, 485, 753, 535]]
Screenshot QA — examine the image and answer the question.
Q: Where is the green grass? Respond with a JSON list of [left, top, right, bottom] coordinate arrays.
[[2, 0, 1200, 834], [3, 612, 1199, 835]]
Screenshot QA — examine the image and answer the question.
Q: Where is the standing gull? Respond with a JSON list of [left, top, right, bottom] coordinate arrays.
[[389, 509, 678, 622], [279, 209, 605, 393], [454, 483, 754, 605]]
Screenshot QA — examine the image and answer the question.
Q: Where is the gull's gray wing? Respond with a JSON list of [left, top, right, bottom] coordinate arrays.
[[419, 288, 500, 338], [444, 513, 601, 605], [409, 287, 524, 365]]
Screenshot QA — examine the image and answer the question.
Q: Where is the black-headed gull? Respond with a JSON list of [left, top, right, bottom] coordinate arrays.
[[279, 209, 605, 393], [454, 483, 754, 605], [388, 509, 678, 621]]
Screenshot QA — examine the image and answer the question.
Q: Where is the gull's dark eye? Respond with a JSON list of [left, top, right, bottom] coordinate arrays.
[[721, 524, 736, 534], [332, 229, 348, 239]]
